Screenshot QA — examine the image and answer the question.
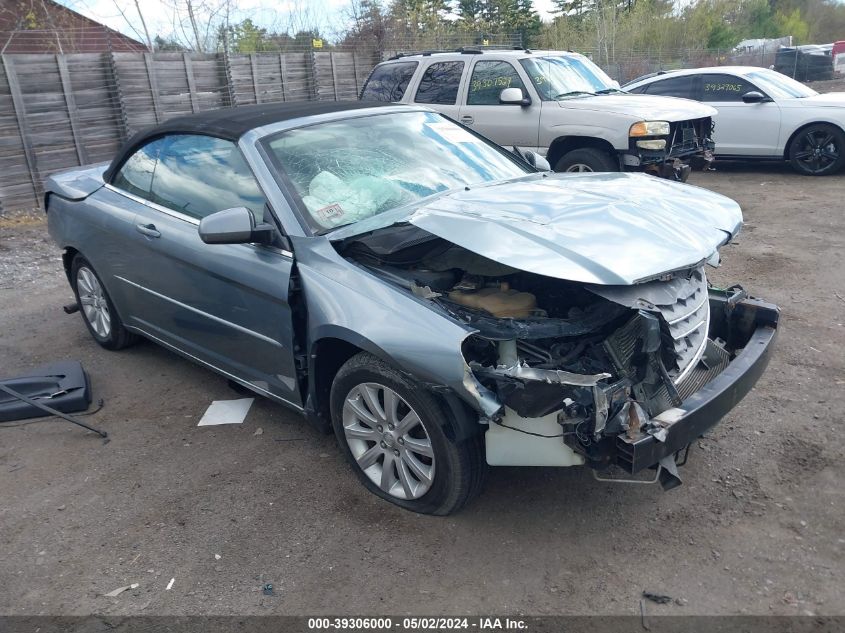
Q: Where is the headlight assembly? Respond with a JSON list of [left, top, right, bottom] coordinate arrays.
[[629, 121, 671, 137]]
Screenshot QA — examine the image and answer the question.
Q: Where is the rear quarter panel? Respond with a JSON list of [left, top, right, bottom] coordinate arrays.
[[44, 162, 109, 200], [46, 178, 140, 317]]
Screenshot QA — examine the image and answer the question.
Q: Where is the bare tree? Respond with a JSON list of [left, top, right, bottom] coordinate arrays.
[[133, 0, 153, 51], [159, 0, 233, 52]]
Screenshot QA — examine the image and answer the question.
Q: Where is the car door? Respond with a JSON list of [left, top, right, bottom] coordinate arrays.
[[458, 59, 541, 149], [697, 73, 782, 156], [412, 60, 466, 121], [122, 133, 301, 407]]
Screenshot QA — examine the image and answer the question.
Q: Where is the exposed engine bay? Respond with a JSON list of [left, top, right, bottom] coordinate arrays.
[[338, 223, 751, 478]]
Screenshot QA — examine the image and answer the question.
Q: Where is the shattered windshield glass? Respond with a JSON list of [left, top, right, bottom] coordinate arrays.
[[520, 55, 618, 100], [262, 111, 531, 233]]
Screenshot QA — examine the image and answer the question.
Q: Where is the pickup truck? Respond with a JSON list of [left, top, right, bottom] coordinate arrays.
[[361, 48, 717, 181]]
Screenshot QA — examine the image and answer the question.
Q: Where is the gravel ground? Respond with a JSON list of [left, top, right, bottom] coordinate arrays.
[[1, 162, 844, 618]]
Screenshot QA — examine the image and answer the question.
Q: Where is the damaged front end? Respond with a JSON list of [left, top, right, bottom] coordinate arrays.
[[461, 271, 779, 488], [626, 117, 716, 182], [339, 225, 778, 488]]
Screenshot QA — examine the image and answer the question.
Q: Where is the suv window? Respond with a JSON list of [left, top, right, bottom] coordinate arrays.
[[467, 60, 526, 105], [150, 135, 266, 220], [414, 61, 465, 105], [700, 73, 758, 102], [643, 75, 695, 99], [112, 138, 165, 197], [361, 61, 418, 102]]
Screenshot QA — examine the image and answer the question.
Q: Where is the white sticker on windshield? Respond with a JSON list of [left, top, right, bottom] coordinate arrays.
[[316, 203, 345, 224], [426, 121, 475, 143]]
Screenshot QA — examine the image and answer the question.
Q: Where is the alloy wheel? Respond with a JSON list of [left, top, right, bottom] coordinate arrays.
[[342, 382, 435, 500], [565, 163, 594, 172], [793, 130, 840, 174], [76, 266, 111, 338]]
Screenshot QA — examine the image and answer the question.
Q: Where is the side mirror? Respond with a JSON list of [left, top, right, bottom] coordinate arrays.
[[527, 152, 552, 171], [741, 90, 769, 104], [499, 87, 530, 106], [512, 147, 552, 172], [198, 207, 275, 245]]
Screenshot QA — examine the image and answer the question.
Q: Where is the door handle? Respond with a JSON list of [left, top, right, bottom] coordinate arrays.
[[135, 223, 161, 238], [460, 115, 474, 125]]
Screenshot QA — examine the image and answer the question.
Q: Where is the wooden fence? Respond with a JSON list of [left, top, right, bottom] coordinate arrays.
[[0, 49, 379, 214]]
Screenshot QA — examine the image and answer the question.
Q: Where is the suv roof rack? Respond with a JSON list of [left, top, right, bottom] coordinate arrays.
[[386, 46, 531, 61]]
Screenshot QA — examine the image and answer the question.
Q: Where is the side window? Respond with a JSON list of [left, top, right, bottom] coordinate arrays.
[[467, 61, 526, 105], [112, 138, 165, 198], [414, 61, 465, 105], [643, 75, 695, 99], [149, 135, 266, 220], [700, 74, 757, 102], [360, 62, 418, 102]]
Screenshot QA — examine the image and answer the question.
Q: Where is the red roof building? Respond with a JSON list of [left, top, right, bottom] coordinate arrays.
[[0, 0, 148, 53]]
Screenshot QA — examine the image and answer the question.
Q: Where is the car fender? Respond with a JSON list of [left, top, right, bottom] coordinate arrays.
[[544, 123, 624, 149], [778, 110, 845, 156], [290, 236, 500, 420], [540, 106, 633, 150]]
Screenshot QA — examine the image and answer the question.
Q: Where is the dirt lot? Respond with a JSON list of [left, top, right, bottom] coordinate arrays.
[[1, 160, 844, 618]]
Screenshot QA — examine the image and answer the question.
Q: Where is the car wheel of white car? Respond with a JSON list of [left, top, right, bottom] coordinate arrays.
[[70, 255, 137, 350], [556, 148, 619, 173], [788, 124, 845, 176], [330, 352, 486, 515]]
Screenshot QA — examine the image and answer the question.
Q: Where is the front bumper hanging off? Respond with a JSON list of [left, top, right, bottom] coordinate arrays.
[[614, 291, 779, 475]]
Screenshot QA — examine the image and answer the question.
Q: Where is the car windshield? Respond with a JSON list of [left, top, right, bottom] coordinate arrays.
[[745, 69, 818, 99], [262, 111, 531, 233], [520, 55, 618, 100]]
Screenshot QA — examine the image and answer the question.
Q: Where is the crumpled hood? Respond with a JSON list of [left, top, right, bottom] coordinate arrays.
[[404, 173, 742, 286], [559, 94, 717, 121]]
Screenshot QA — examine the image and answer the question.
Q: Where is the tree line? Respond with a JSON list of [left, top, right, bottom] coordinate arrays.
[[104, 0, 845, 54]]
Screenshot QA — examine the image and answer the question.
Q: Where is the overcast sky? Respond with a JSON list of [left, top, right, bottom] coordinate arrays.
[[60, 0, 561, 44]]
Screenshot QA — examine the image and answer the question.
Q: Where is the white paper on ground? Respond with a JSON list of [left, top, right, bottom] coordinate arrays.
[[104, 583, 139, 597], [197, 398, 254, 426]]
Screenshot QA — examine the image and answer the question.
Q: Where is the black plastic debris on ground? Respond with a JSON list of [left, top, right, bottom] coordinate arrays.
[[0, 361, 91, 421], [642, 591, 673, 604]]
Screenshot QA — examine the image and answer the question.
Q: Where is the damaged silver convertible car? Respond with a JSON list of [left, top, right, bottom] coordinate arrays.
[[46, 102, 778, 515]]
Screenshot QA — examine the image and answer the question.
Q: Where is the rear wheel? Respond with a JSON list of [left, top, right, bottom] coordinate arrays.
[[330, 352, 485, 515], [70, 255, 136, 350], [555, 147, 619, 173], [788, 123, 845, 176]]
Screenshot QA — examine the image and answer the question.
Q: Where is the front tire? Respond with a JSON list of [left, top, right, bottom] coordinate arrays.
[[788, 123, 845, 176], [330, 352, 485, 515], [555, 147, 619, 173], [70, 255, 136, 350]]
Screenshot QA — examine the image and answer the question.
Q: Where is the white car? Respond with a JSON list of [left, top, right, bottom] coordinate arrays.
[[624, 66, 845, 175]]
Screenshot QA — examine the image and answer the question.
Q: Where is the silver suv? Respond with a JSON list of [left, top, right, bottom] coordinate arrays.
[[362, 48, 717, 180]]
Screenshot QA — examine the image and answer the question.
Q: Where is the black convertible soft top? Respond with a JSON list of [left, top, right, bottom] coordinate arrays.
[[103, 100, 393, 183]]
